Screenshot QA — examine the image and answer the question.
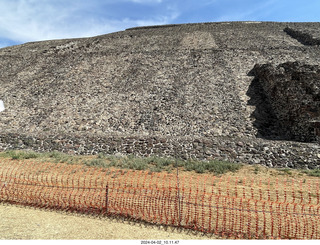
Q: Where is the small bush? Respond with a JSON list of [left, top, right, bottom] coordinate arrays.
[[151, 157, 174, 167], [47, 151, 62, 158], [23, 152, 40, 159], [84, 158, 107, 167], [11, 152, 21, 160], [2, 150, 40, 160], [303, 169, 320, 177], [184, 159, 198, 172], [183, 159, 241, 175], [46, 151, 76, 164], [205, 160, 241, 175], [149, 166, 164, 173], [97, 153, 106, 159], [277, 168, 293, 176], [128, 158, 148, 170]]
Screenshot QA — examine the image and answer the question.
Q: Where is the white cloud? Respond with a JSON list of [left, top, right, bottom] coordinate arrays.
[[0, 0, 86, 42], [0, 0, 177, 46]]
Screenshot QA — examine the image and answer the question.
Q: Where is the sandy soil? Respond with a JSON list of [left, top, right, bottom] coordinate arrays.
[[1, 157, 318, 240], [0, 203, 215, 240]]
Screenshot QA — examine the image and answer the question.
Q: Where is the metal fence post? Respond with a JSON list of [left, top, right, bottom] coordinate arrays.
[[105, 184, 109, 214], [175, 147, 182, 227]]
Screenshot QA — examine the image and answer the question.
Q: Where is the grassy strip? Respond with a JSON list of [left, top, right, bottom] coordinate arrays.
[[302, 169, 320, 177], [0, 150, 242, 175], [274, 167, 320, 178], [0, 150, 42, 160], [0, 150, 79, 164], [1, 150, 320, 177]]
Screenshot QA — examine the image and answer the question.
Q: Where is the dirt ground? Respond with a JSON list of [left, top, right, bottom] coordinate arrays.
[[0, 203, 215, 240], [1, 156, 319, 240]]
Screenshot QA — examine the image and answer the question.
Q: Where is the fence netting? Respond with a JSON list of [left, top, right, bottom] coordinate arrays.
[[1, 159, 320, 239]]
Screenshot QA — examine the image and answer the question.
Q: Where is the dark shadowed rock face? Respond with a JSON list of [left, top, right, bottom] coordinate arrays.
[[0, 21, 320, 168], [251, 62, 320, 142], [284, 27, 320, 46]]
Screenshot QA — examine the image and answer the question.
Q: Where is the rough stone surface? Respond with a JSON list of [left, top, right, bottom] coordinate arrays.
[[250, 62, 320, 142], [0, 21, 319, 168], [284, 26, 320, 46]]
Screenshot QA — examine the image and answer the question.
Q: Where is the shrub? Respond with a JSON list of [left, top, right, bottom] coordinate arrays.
[[3, 150, 40, 160], [46, 151, 76, 164], [303, 169, 320, 177], [277, 168, 293, 176], [84, 158, 107, 167], [183, 159, 241, 175]]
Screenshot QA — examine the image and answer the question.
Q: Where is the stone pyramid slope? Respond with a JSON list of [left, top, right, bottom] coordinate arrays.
[[0, 22, 319, 168]]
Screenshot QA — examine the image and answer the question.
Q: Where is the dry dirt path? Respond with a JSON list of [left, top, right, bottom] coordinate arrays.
[[0, 203, 214, 240]]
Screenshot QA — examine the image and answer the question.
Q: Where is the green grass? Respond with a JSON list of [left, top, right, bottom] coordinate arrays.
[[184, 159, 242, 174], [302, 169, 320, 177], [0, 150, 80, 164], [104, 155, 176, 172], [254, 166, 260, 175], [0, 150, 242, 175], [277, 168, 293, 176], [0, 150, 41, 160], [46, 151, 79, 164]]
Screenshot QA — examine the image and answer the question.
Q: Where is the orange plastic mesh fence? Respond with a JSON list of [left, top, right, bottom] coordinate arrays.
[[1, 160, 320, 239]]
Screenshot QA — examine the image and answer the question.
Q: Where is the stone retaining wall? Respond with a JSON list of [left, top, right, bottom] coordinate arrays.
[[1, 133, 319, 169]]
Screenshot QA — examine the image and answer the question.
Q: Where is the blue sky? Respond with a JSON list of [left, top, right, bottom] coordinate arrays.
[[0, 0, 320, 48]]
